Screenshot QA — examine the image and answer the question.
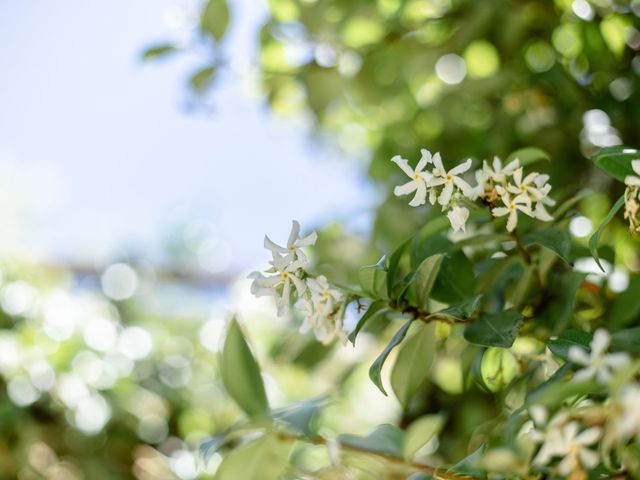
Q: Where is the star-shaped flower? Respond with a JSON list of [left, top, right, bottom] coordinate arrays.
[[447, 206, 470, 233], [249, 255, 308, 316], [568, 328, 630, 384], [482, 156, 520, 184], [264, 220, 317, 263], [430, 157, 473, 205], [491, 192, 533, 232], [391, 149, 435, 207]]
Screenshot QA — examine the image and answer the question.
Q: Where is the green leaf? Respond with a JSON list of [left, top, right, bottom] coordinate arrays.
[[338, 424, 405, 458], [216, 433, 290, 480], [592, 145, 639, 182], [413, 254, 444, 310], [387, 237, 413, 299], [141, 43, 179, 61], [526, 379, 600, 406], [190, 66, 217, 93], [221, 319, 269, 417], [610, 275, 640, 328], [201, 0, 230, 42], [369, 319, 414, 395], [272, 397, 327, 435], [447, 445, 486, 476], [432, 250, 476, 303], [464, 311, 523, 348], [547, 329, 592, 361], [359, 257, 388, 299], [588, 195, 624, 272], [435, 294, 483, 319], [611, 327, 640, 355], [349, 300, 390, 345], [521, 228, 572, 264], [403, 414, 444, 460], [536, 271, 586, 334], [390, 322, 436, 407], [506, 147, 550, 166]]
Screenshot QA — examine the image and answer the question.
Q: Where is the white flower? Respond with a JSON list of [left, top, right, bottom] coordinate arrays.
[[625, 159, 640, 187], [391, 150, 435, 207], [264, 220, 317, 263], [613, 383, 640, 440], [507, 168, 545, 201], [468, 169, 486, 201], [568, 328, 630, 384], [554, 422, 601, 475], [249, 255, 307, 316], [491, 192, 533, 232], [447, 206, 470, 233], [430, 157, 473, 205], [297, 275, 345, 344], [482, 156, 520, 184], [526, 406, 570, 466]]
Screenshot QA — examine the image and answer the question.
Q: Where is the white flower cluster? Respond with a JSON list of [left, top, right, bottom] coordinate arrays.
[[624, 159, 640, 232], [249, 221, 346, 344], [517, 329, 637, 476], [391, 149, 555, 232]]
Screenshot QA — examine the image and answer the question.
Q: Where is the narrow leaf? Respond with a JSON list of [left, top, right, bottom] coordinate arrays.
[[369, 319, 414, 395], [413, 254, 445, 310], [349, 300, 390, 345], [588, 195, 624, 272]]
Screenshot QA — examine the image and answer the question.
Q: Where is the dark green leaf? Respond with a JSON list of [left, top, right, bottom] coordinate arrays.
[[547, 329, 592, 361], [348, 300, 390, 345], [413, 254, 444, 310], [387, 237, 413, 299], [432, 250, 475, 303], [201, 0, 230, 42], [521, 228, 572, 264], [221, 319, 269, 417], [464, 311, 523, 348], [369, 319, 414, 395], [588, 195, 624, 272], [390, 322, 436, 407], [537, 271, 587, 334], [611, 327, 640, 355], [592, 145, 639, 182], [435, 295, 483, 319], [610, 275, 640, 328], [338, 424, 404, 458], [506, 147, 550, 166]]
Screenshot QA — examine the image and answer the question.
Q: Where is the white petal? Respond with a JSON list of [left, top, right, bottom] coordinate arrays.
[[576, 427, 601, 446], [633, 159, 640, 176], [506, 210, 518, 232], [604, 352, 630, 370], [391, 155, 415, 178], [512, 168, 523, 186], [492, 207, 509, 217], [432, 153, 446, 176], [438, 181, 454, 206], [503, 158, 520, 173], [534, 202, 554, 221], [529, 405, 548, 426], [297, 231, 318, 247], [573, 367, 596, 382], [578, 448, 599, 468], [264, 235, 288, 254], [591, 329, 611, 356], [447, 206, 469, 232], [416, 149, 432, 171], [394, 180, 418, 196], [453, 176, 472, 196], [568, 346, 590, 365], [290, 274, 307, 296], [449, 158, 473, 175], [625, 175, 640, 187], [287, 220, 301, 248], [409, 181, 428, 207]]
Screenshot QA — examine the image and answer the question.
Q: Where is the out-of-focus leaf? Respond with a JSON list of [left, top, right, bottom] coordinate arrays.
[[338, 424, 404, 458], [141, 43, 179, 61], [447, 445, 486, 476], [526, 379, 600, 406], [369, 319, 413, 395], [221, 319, 269, 417], [506, 147, 550, 166], [403, 414, 444, 460], [391, 322, 436, 407], [611, 327, 640, 355], [521, 228, 572, 264], [387, 237, 412, 299], [547, 329, 592, 361], [435, 294, 483, 320], [588, 194, 624, 272], [413, 254, 444, 310], [216, 433, 290, 480], [537, 271, 587, 334], [464, 311, 523, 348], [190, 66, 217, 93], [349, 300, 390, 345], [201, 0, 230, 42], [481, 347, 518, 392], [592, 146, 639, 182], [610, 275, 640, 328], [272, 397, 327, 435]]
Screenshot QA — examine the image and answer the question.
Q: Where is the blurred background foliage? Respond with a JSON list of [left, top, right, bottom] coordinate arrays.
[[3, 0, 640, 478]]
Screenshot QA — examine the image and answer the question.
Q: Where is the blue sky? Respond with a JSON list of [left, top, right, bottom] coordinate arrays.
[[0, 0, 375, 271]]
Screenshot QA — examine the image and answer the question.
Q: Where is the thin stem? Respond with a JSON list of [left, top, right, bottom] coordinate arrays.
[[275, 431, 476, 480], [510, 229, 544, 291]]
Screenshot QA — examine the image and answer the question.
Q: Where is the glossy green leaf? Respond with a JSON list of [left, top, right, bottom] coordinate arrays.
[[403, 414, 444, 460], [201, 0, 230, 42], [349, 300, 390, 345], [547, 329, 592, 361], [369, 319, 414, 395], [359, 257, 388, 299], [435, 294, 483, 320], [391, 322, 436, 407], [221, 319, 269, 417], [216, 433, 289, 480], [339, 424, 404, 458], [387, 237, 413, 299], [521, 228, 572, 264], [506, 147, 550, 166], [592, 145, 639, 182], [464, 311, 523, 348], [413, 254, 444, 310], [432, 251, 475, 303], [588, 195, 624, 272]]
